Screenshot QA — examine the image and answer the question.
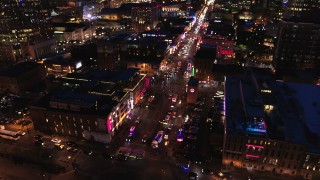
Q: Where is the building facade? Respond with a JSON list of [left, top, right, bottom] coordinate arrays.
[[131, 3, 161, 32], [274, 19, 320, 73], [30, 68, 148, 143], [0, 62, 46, 94]]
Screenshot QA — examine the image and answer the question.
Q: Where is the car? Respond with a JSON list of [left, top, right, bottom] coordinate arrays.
[[34, 135, 43, 139], [34, 139, 45, 146], [177, 134, 184, 142], [54, 143, 64, 150], [172, 112, 177, 118], [51, 138, 61, 143], [102, 152, 115, 159], [164, 134, 169, 140], [17, 131, 25, 136], [66, 141, 77, 147], [126, 134, 133, 142], [41, 152, 53, 159], [67, 146, 78, 153], [188, 172, 198, 179], [141, 134, 148, 143], [202, 168, 214, 175], [83, 149, 93, 156], [117, 154, 128, 161], [187, 135, 197, 140], [129, 126, 135, 135]]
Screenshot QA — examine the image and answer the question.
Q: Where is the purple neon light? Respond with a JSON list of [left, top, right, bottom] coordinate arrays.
[[246, 154, 260, 158], [246, 144, 264, 149]]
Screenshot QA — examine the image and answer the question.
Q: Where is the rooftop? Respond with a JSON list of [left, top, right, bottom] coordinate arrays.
[[277, 82, 320, 153], [225, 72, 320, 153], [0, 62, 42, 78], [103, 32, 137, 41]]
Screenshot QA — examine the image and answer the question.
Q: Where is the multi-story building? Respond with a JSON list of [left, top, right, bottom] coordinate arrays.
[[273, 17, 320, 74], [0, 0, 53, 64], [0, 62, 46, 94], [131, 3, 161, 32], [283, 0, 320, 18], [126, 38, 167, 76], [97, 32, 167, 74], [43, 59, 83, 77], [193, 46, 216, 82], [53, 23, 96, 44], [223, 70, 320, 179], [161, 3, 187, 17], [97, 32, 135, 70], [30, 68, 148, 143], [27, 37, 57, 60]]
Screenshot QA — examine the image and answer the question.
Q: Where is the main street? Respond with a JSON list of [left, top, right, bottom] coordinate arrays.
[[0, 2, 219, 180]]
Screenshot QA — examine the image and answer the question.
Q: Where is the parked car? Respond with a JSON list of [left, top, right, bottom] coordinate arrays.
[[34, 139, 44, 146], [83, 149, 93, 156], [102, 152, 115, 159], [141, 134, 148, 143], [51, 138, 61, 143], [34, 135, 43, 139]]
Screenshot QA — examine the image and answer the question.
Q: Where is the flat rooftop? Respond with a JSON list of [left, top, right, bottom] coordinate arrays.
[[225, 73, 320, 153], [66, 68, 140, 83], [0, 62, 41, 78], [277, 82, 320, 153]]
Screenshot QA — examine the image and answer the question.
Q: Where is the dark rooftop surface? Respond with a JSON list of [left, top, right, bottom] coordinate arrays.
[[195, 47, 216, 59], [284, 10, 320, 24], [103, 32, 137, 41], [0, 62, 41, 78], [225, 72, 320, 153], [66, 68, 140, 83]]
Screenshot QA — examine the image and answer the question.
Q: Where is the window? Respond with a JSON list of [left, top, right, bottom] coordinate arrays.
[[46, 118, 49, 123]]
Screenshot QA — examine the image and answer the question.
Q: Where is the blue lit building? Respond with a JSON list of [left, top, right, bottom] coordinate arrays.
[[223, 69, 320, 179]]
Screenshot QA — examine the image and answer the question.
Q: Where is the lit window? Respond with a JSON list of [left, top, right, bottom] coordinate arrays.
[[46, 118, 49, 123]]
